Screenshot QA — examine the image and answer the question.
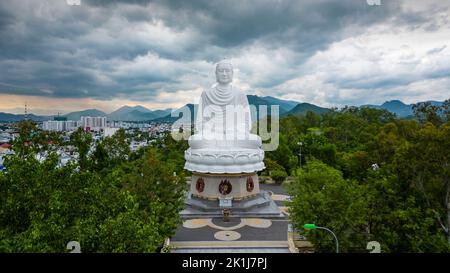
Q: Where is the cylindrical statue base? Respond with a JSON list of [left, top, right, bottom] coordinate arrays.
[[190, 172, 260, 201]]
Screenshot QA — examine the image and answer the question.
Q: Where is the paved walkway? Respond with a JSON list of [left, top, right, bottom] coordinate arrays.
[[170, 241, 291, 253]]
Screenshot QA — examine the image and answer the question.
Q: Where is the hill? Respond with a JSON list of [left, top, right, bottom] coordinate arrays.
[[283, 103, 330, 116], [108, 106, 172, 121], [64, 109, 107, 121], [261, 96, 298, 112], [0, 113, 52, 122]]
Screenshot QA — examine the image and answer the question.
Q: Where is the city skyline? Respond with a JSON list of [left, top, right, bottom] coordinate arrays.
[[1, 0, 450, 115]]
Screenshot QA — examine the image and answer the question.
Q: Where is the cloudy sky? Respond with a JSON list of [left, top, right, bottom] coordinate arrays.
[[0, 0, 449, 115]]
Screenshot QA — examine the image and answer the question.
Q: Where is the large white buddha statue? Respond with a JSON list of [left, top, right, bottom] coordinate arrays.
[[185, 60, 265, 174]]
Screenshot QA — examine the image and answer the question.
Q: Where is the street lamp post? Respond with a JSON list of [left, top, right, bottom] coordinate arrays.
[[297, 142, 303, 168], [304, 223, 339, 253]]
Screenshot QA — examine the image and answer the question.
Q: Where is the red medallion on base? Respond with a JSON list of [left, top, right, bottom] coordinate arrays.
[[246, 176, 254, 192], [196, 178, 205, 193], [219, 179, 232, 195]]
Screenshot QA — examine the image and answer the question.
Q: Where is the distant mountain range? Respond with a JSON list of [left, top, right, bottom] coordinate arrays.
[[0, 112, 52, 122], [362, 100, 444, 118], [0, 96, 446, 122], [153, 96, 300, 123], [152, 97, 444, 123], [60, 106, 172, 122]]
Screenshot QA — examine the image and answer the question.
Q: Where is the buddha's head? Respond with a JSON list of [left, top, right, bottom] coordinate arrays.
[[215, 60, 233, 85]]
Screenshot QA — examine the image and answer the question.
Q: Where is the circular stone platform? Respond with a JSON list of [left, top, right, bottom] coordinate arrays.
[[214, 230, 241, 241]]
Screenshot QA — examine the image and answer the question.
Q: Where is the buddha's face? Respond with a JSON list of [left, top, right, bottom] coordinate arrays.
[[216, 63, 233, 84]]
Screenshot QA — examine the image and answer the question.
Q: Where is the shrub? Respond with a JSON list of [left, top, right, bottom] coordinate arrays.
[[270, 170, 288, 184]]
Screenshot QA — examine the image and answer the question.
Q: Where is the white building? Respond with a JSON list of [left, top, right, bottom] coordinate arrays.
[[43, 120, 66, 131], [104, 127, 120, 138], [0, 132, 10, 143], [80, 116, 107, 131], [42, 120, 79, 131], [0, 145, 14, 171], [130, 140, 148, 152], [65, 120, 79, 131]]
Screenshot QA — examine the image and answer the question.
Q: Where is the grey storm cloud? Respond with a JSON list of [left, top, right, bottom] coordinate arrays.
[[86, 0, 401, 51], [0, 0, 448, 105]]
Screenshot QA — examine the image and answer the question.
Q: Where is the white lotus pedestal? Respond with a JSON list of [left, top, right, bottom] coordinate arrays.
[[181, 147, 282, 218]]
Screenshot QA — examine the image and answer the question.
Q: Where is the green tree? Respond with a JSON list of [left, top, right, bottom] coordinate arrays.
[[339, 151, 371, 181], [261, 158, 285, 177], [266, 133, 296, 173], [124, 148, 186, 239], [0, 126, 185, 253], [69, 128, 92, 171], [288, 159, 369, 252], [11, 120, 41, 158], [365, 170, 450, 252], [270, 169, 288, 184], [413, 101, 443, 126], [393, 122, 450, 246], [91, 128, 130, 172]]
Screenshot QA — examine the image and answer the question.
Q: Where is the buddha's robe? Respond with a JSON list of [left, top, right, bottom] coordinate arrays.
[[195, 85, 252, 141]]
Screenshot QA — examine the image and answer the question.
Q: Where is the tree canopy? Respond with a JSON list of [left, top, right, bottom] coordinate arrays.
[[0, 124, 186, 252], [285, 102, 450, 252]]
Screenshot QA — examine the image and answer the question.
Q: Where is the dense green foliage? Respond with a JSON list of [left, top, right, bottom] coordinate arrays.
[[0, 123, 186, 252], [270, 170, 288, 184], [286, 101, 450, 252], [289, 160, 368, 252]]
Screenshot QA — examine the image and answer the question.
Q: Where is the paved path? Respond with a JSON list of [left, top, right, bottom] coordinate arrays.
[[170, 241, 291, 253]]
